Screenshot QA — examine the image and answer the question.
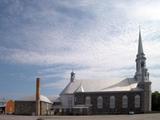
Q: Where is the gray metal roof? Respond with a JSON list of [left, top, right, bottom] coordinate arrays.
[[60, 78, 142, 95], [18, 95, 52, 103]]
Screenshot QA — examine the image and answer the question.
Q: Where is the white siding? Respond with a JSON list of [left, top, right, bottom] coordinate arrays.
[[60, 95, 74, 108]]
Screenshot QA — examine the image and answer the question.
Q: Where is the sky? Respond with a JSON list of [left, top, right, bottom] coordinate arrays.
[[1, 0, 160, 99]]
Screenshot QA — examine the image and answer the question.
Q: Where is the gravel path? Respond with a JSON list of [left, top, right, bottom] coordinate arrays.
[[0, 115, 38, 120], [0, 113, 160, 120]]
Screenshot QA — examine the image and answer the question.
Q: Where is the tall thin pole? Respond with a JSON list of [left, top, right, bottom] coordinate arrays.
[[36, 78, 40, 116]]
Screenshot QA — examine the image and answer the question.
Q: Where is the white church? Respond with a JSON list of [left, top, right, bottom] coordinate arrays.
[[53, 29, 152, 115]]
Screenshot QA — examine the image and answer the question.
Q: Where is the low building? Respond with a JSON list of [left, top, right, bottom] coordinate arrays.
[[0, 98, 6, 114], [5, 100, 15, 114], [52, 96, 63, 115], [15, 78, 53, 115], [15, 95, 52, 115]]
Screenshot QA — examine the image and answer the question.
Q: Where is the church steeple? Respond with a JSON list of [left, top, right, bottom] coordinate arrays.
[[138, 28, 144, 55], [135, 28, 149, 82], [135, 28, 151, 112]]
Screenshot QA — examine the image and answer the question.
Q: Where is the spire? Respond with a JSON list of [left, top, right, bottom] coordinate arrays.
[[70, 70, 75, 82], [138, 27, 144, 55], [135, 27, 149, 82]]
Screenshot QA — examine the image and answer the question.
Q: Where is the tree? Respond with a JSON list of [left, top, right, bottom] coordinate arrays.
[[152, 91, 160, 111]]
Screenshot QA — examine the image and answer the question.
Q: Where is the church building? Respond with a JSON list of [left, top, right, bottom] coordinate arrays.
[[56, 30, 152, 115]]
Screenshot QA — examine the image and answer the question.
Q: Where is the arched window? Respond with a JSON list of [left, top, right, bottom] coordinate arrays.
[[122, 95, 128, 108], [97, 96, 103, 109], [135, 95, 140, 108], [85, 96, 91, 105], [110, 96, 115, 109], [68, 97, 72, 108]]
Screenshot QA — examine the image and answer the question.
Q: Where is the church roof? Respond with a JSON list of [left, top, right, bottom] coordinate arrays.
[[60, 78, 142, 95]]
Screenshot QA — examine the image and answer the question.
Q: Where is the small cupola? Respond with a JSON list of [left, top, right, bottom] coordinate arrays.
[[70, 71, 75, 82]]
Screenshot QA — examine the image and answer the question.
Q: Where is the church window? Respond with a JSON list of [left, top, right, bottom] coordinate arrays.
[[97, 96, 103, 109], [135, 95, 140, 108], [122, 95, 128, 108], [68, 97, 72, 108], [74, 96, 77, 102], [110, 96, 115, 109], [85, 96, 91, 105], [141, 61, 144, 67], [46, 103, 49, 110]]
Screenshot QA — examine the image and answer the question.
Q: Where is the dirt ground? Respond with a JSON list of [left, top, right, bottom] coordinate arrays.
[[0, 113, 160, 120]]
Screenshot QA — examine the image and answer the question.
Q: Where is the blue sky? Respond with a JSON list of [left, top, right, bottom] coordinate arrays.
[[1, 0, 160, 99]]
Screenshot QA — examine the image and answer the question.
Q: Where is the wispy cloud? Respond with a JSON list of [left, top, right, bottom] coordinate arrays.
[[42, 79, 67, 89], [1, 0, 160, 97]]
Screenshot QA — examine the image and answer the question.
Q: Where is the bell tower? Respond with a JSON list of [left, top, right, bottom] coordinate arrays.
[[134, 28, 151, 112], [134, 28, 149, 82], [70, 70, 75, 82]]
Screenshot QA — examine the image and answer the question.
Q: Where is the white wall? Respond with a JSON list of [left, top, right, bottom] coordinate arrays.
[[60, 94, 74, 109]]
